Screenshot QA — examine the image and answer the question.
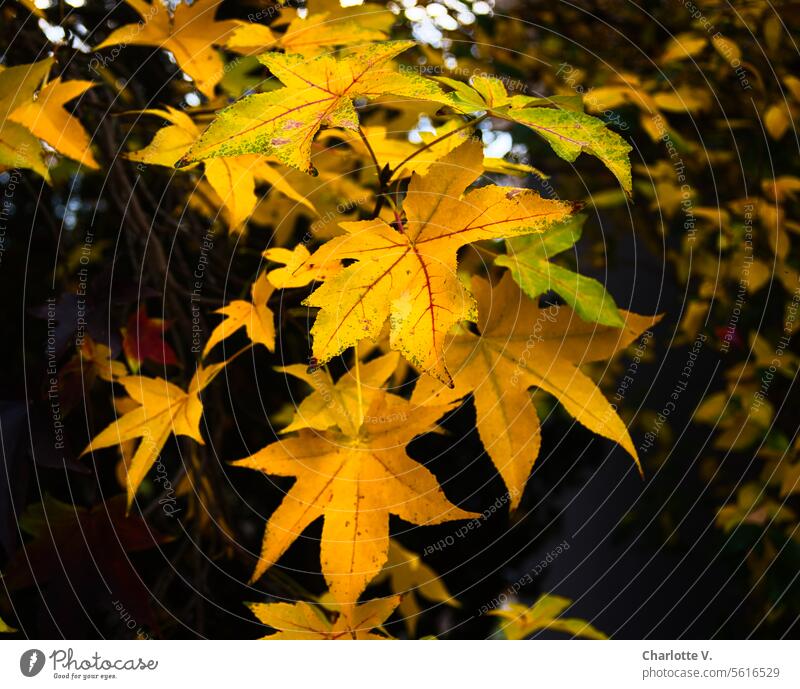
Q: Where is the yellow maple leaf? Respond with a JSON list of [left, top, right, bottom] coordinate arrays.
[[203, 272, 276, 357], [79, 337, 128, 382], [263, 244, 342, 289], [125, 107, 199, 167], [227, 8, 390, 56], [233, 391, 478, 607], [310, 0, 395, 34], [248, 595, 400, 640], [82, 362, 226, 507], [126, 107, 310, 232], [9, 76, 99, 169], [95, 0, 241, 98], [0, 59, 54, 180], [491, 595, 607, 640], [302, 140, 577, 385], [764, 103, 792, 140], [277, 351, 400, 436], [178, 41, 443, 174], [372, 539, 458, 635], [413, 274, 658, 509]]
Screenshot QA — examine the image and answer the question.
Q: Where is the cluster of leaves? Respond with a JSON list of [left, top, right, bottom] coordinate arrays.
[[493, 0, 800, 635], [1, 0, 723, 640]]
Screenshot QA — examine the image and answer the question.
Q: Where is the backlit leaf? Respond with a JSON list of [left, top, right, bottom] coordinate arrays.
[[82, 362, 227, 507], [491, 595, 607, 640], [95, 0, 241, 98], [179, 42, 443, 174], [9, 77, 99, 169], [302, 140, 577, 385], [413, 274, 657, 507], [203, 272, 276, 356], [233, 391, 477, 606], [435, 75, 632, 194], [248, 595, 400, 640]]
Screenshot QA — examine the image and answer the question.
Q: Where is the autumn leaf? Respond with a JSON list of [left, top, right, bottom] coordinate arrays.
[[311, 0, 395, 34], [780, 461, 800, 498], [0, 59, 53, 179], [178, 41, 443, 174], [203, 272, 276, 357], [490, 595, 607, 640], [263, 244, 342, 289], [660, 32, 708, 63], [495, 214, 624, 327], [59, 337, 127, 392], [436, 75, 632, 194], [764, 103, 791, 140], [277, 352, 400, 436], [413, 274, 657, 508], [248, 595, 400, 640], [0, 614, 16, 634], [95, 0, 241, 98], [225, 156, 312, 231], [651, 86, 712, 114], [121, 306, 178, 373], [372, 539, 458, 635], [233, 391, 477, 607], [716, 484, 795, 532], [227, 7, 391, 56], [126, 107, 310, 232], [9, 76, 99, 169], [302, 140, 577, 385], [125, 107, 199, 168], [82, 362, 226, 507]]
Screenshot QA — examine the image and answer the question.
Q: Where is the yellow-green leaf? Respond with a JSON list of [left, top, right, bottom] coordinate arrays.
[[496, 214, 624, 327], [178, 42, 443, 174], [491, 595, 607, 640]]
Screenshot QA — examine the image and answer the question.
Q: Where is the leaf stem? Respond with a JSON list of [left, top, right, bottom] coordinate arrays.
[[359, 125, 399, 218], [357, 125, 382, 178]]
